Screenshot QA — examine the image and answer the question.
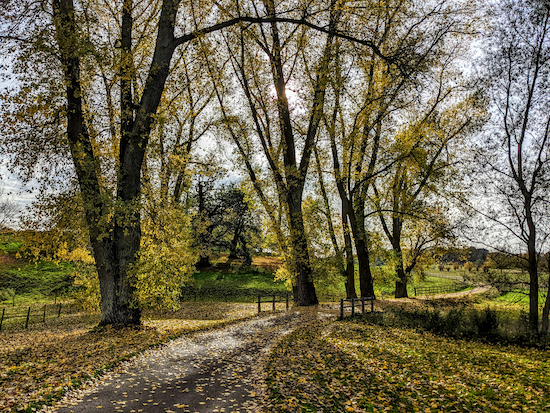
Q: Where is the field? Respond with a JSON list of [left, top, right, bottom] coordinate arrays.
[[1, 234, 550, 412]]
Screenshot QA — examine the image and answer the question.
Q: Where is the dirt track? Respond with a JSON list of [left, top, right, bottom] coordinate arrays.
[[45, 309, 326, 413]]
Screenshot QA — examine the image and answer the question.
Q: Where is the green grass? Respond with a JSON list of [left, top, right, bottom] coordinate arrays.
[[0, 233, 75, 306], [183, 268, 290, 302], [373, 275, 465, 298], [0, 232, 24, 255], [0, 261, 75, 303]]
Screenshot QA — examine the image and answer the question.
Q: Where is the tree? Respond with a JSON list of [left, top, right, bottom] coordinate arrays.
[[372, 97, 485, 297], [220, 188, 261, 265], [323, 0, 477, 298], [205, 0, 345, 305], [475, 0, 550, 332], [0, 182, 19, 230]]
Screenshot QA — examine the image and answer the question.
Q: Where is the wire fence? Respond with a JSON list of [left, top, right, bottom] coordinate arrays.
[[0, 302, 83, 331], [414, 283, 470, 296]]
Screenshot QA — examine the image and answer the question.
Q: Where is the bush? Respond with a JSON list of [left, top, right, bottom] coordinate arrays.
[[472, 307, 499, 337], [363, 305, 502, 342]]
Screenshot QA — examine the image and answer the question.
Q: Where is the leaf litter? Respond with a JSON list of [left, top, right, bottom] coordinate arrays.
[[265, 316, 550, 412], [1, 302, 260, 412]]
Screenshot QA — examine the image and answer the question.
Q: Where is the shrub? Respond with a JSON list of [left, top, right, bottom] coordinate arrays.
[[363, 304, 510, 344], [472, 307, 499, 337]]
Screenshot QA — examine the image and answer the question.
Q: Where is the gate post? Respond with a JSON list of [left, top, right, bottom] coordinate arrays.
[[258, 295, 261, 313]]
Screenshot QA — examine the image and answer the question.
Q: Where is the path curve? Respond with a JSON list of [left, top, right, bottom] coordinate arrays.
[[414, 285, 492, 300], [44, 309, 325, 413]]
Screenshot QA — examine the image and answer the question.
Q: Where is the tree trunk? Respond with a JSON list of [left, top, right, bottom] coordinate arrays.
[[343, 211, 357, 299], [354, 236, 375, 298], [395, 265, 409, 298], [53, 0, 141, 326], [526, 204, 539, 332], [287, 190, 318, 306], [541, 253, 550, 333]]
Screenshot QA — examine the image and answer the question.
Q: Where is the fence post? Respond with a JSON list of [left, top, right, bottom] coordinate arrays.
[[371, 297, 374, 312], [286, 293, 289, 310], [258, 295, 261, 313], [43, 305, 46, 323], [361, 297, 365, 314], [58, 304, 62, 318], [351, 297, 355, 317], [272, 295, 276, 312], [414, 288, 417, 296], [25, 307, 31, 329], [0, 308, 4, 332], [340, 299, 344, 320]]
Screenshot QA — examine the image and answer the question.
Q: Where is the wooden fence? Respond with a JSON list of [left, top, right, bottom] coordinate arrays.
[[339, 296, 375, 319], [257, 293, 292, 313], [0, 303, 80, 331], [414, 283, 469, 296]]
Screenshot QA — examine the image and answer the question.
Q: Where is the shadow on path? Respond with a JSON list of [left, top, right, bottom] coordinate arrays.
[[46, 310, 322, 413]]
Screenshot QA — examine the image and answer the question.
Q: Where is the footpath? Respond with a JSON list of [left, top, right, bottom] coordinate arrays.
[[44, 309, 325, 413]]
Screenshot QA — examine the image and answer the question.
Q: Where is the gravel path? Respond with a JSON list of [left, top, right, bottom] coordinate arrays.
[[46, 309, 324, 413]]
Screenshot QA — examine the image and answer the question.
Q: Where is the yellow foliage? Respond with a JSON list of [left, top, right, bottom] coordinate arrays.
[[134, 206, 194, 311]]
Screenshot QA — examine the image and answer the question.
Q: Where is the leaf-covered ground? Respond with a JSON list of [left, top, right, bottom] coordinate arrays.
[[0, 303, 257, 412], [265, 318, 550, 412]]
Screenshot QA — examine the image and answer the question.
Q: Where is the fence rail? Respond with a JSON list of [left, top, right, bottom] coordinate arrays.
[[414, 283, 469, 296], [339, 296, 375, 319], [257, 293, 292, 313], [0, 302, 81, 331]]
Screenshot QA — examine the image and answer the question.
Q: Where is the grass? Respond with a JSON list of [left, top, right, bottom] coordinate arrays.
[[184, 267, 290, 302], [0, 233, 75, 306], [265, 316, 550, 412], [373, 275, 466, 299], [0, 261, 75, 306]]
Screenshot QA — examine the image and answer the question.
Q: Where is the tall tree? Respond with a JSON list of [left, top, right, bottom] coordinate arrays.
[[476, 0, 550, 332], [323, 0, 475, 298], [373, 98, 485, 297], [207, 1, 345, 305]]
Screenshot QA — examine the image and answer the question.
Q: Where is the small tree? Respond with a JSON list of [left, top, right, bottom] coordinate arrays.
[[0, 182, 19, 230]]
